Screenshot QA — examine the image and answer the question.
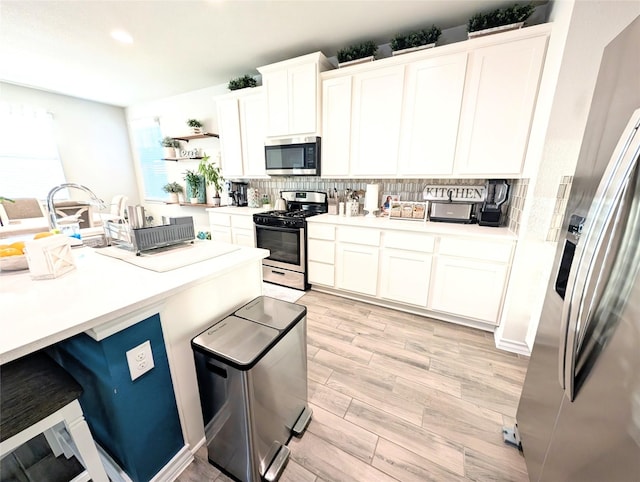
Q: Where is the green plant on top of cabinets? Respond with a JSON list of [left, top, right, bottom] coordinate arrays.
[[228, 75, 258, 91], [467, 3, 534, 34], [183, 169, 205, 204], [337, 40, 378, 66], [390, 25, 442, 52]]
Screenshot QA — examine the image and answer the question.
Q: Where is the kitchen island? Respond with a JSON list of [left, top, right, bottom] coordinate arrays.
[[0, 241, 269, 480]]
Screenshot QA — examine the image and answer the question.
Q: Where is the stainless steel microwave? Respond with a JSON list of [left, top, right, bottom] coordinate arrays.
[[265, 136, 320, 176]]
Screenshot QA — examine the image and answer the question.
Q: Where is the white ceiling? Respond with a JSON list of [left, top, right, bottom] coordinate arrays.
[[0, 0, 543, 107]]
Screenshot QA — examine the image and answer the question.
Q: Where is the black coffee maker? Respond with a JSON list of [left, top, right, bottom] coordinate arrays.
[[479, 180, 510, 227], [229, 181, 248, 207]]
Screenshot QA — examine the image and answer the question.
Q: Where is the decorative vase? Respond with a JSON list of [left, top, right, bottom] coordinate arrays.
[[163, 147, 176, 159], [186, 176, 206, 204], [211, 197, 221, 207], [169, 192, 179, 203], [467, 22, 524, 39], [190, 197, 199, 204], [391, 43, 436, 56], [338, 56, 375, 68], [190, 126, 203, 135]]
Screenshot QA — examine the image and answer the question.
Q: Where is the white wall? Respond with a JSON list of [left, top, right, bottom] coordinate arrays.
[[496, 0, 640, 352], [126, 84, 229, 232], [0, 82, 139, 206]]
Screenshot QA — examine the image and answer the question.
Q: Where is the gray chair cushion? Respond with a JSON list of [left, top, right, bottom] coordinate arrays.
[[1, 351, 83, 442]]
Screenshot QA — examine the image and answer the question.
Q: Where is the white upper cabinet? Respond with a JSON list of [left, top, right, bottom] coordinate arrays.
[[215, 87, 267, 178], [350, 66, 405, 177], [454, 34, 548, 176], [398, 52, 467, 177], [321, 76, 352, 177], [216, 96, 244, 178], [239, 91, 267, 177], [258, 52, 333, 138]]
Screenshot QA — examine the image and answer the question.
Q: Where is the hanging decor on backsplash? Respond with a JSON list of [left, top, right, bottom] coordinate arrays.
[[422, 185, 486, 202]]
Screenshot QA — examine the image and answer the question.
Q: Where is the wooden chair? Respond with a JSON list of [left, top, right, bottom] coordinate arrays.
[[0, 351, 108, 482]]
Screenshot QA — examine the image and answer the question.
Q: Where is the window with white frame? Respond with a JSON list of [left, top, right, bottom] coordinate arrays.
[[0, 102, 66, 199], [129, 117, 167, 201]]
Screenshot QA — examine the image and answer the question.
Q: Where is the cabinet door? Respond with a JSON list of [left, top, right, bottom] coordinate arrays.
[[308, 261, 335, 287], [216, 97, 244, 177], [430, 256, 508, 324], [288, 62, 317, 135], [350, 66, 404, 176], [264, 69, 290, 137], [336, 243, 379, 296], [239, 92, 267, 177], [455, 35, 548, 176], [398, 53, 467, 177], [321, 76, 352, 177], [210, 226, 232, 244], [232, 228, 254, 247], [380, 249, 432, 306]]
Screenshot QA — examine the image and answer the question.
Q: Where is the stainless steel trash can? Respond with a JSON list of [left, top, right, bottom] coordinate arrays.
[[192, 296, 312, 482]]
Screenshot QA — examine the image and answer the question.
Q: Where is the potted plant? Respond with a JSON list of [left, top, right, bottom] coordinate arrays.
[[337, 40, 378, 67], [162, 182, 184, 204], [228, 75, 258, 91], [186, 119, 204, 135], [467, 3, 535, 38], [160, 137, 180, 158], [390, 25, 442, 55], [183, 169, 205, 204], [197, 156, 224, 207]]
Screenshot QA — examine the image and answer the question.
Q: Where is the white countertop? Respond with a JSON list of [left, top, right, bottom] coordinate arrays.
[[0, 242, 269, 363], [205, 206, 269, 216], [307, 213, 517, 240]]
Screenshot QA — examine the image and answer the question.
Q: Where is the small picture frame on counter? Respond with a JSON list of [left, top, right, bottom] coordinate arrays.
[[380, 193, 400, 215], [388, 201, 427, 221]]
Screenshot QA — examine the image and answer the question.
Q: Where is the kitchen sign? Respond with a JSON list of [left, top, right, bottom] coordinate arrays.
[[422, 185, 486, 202]]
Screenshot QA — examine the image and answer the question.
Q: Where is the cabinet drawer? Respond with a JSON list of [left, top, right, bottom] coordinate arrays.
[[383, 231, 435, 252], [308, 223, 336, 240], [308, 239, 335, 264], [209, 213, 231, 227], [308, 261, 334, 286], [438, 237, 513, 263], [231, 215, 254, 229], [337, 227, 380, 246]]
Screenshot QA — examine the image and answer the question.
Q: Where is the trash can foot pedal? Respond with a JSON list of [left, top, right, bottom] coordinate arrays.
[[292, 406, 312, 437], [264, 444, 290, 482]]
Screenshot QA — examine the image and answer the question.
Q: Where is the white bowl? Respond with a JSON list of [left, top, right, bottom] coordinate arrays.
[[0, 254, 29, 271]]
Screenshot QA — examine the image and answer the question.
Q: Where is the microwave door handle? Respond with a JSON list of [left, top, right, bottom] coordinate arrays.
[[560, 115, 640, 400]]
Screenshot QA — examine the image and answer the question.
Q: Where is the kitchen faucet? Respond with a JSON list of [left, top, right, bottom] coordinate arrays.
[[46, 183, 106, 230]]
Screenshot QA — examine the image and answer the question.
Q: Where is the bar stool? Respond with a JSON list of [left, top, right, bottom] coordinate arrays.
[[1, 351, 109, 482]]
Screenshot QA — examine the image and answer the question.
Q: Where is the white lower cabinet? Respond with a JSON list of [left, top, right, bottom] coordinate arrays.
[[209, 212, 255, 247], [336, 243, 379, 296], [429, 235, 513, 325], [307, 223, 336, 287], [380, 249, 432, 307]]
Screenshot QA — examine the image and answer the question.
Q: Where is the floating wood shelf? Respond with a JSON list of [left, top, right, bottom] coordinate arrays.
[[172, 133, 219, 142], [162, 157, 204, 162]]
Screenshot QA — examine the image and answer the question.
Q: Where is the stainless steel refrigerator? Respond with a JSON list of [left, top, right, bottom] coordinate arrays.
[[516, 17, 640, 482]]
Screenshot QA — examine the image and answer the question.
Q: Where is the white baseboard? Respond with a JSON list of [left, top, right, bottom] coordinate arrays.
[[96, 443, 193, 482], [494, 331, 531, 356]]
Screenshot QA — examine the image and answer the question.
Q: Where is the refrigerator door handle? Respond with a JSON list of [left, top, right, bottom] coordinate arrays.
[[561, 114, 640, 401]]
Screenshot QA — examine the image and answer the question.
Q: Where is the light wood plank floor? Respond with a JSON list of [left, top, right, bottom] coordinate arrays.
[[177, 290, 530, 482]]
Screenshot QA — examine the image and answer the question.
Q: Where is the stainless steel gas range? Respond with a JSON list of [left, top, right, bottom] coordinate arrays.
[[254, 191, 328, 290]]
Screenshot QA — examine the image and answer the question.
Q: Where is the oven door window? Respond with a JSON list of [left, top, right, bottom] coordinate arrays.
[[265, 144, 305, 169], [256, 226, 301, 266]]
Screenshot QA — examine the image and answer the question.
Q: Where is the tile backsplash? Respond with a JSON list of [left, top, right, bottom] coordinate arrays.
[[244, 177, 525, 235], [546, 175, 573, 242]]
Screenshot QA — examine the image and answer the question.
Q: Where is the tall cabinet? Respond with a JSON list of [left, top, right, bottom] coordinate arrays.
[[215, 87, 267, 178], [258, 52, 334, 138], [454, 34, 548, 176]]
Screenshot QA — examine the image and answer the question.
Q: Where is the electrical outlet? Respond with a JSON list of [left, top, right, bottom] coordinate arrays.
[[126, 340, 155, 381]]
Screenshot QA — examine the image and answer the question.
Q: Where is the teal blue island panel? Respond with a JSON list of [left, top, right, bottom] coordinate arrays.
[[49, 313, 183, 482]]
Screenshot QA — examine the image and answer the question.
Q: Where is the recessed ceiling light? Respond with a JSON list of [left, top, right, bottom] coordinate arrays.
[[111, 30, 133, 44]]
